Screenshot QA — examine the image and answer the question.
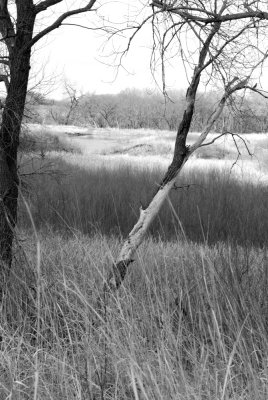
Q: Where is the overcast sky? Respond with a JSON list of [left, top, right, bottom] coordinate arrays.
[[29, 0, 268, 99], [30, 0, 189, 99]]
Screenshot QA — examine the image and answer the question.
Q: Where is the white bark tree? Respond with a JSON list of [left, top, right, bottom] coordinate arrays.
[[106, 0, 268, 290]]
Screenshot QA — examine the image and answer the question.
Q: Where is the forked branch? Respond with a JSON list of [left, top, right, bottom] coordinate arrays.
[[34, 0, 62, 14], [30, 0, 97, 47], [105, 76, 249, 292]]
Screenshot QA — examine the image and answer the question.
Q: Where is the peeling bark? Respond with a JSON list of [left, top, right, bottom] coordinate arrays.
[[106, 21, 223, 291], [106, 77, 248, 291], [106, 173, 186, 290]]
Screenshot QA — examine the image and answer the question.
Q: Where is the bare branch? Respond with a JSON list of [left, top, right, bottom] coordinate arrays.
[[172, 183, 201, 190], [30, 0, 97, 48], [0, 0, 15, 53], [244, 85, 268, 99], [199, 22, 253, 76], [200, 132, 226, 147], [34, 0, 62, 14], [189, 77, 249, 154], [152, 0, 268, 24], [116, 13, 157, 67], [229, 131, 253, 157]]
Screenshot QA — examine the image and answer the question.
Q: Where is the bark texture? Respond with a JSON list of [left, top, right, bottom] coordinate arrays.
[[0, 0, 97, 299], [0, 1, 35, 291], [106, 88, 195, 289], [106, 21, 248, 291], [106, 75, 248, 291]]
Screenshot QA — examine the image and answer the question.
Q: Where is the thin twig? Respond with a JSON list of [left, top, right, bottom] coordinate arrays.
[[200, 132, 227, 147], [172, 183, 201, 190]]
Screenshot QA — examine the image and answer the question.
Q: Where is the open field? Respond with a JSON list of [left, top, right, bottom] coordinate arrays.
[[19, 124, 268, 246], [1, 124, 268, 399], [25, 124, 268, 185]]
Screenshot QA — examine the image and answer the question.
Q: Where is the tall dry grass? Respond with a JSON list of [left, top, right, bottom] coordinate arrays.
[[1, 147, 267, 399], [19, 156, 268, 247], [0, 234, 267, 399]]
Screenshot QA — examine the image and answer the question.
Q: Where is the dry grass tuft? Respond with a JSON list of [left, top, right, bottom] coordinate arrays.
[[1, 234, 268, 399]]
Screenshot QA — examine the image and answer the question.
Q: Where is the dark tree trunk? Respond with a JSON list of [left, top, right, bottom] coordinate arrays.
[[0, 2, 35, 293]]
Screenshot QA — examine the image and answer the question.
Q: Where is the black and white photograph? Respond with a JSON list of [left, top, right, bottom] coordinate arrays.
[[1, 1, 268, 399]]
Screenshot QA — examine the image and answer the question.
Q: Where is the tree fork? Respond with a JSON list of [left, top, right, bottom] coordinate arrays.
[[105, 19, 223, 291], [106, 78, 248, 291]]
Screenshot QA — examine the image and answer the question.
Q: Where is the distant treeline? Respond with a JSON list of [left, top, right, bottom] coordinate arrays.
[[26, 88, 268, 133]]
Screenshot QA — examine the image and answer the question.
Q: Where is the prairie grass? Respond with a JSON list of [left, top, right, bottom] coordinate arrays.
[[1, 234, 268, 399], [19, 156, 268, 247], [3, 126, 267, 399]]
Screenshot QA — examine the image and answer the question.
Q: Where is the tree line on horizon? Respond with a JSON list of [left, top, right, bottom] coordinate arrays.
[[26, 88, 268, 133]]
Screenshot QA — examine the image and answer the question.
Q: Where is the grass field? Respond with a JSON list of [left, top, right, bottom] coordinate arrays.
[[1, 124, 268, 399], [19, 157, 268, 246], [1, 234, 268, 399]]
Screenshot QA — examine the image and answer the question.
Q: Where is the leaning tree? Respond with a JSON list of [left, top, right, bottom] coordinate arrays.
[[107, 0, 268, 290], [0, 0, 98, 297]]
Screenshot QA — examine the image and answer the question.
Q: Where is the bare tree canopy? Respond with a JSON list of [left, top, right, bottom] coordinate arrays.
[[152, 0, 268, 23], [107, 0, 268, 290]]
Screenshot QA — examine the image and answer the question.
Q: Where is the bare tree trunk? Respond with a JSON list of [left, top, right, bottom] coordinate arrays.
[[105, 86, 199, 289], [0, 3, 35, 294], [105, 21, 223, 291], [106, 79, 248, 291], [106, 100, 221, 289], [0, 1, 98, 300]]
